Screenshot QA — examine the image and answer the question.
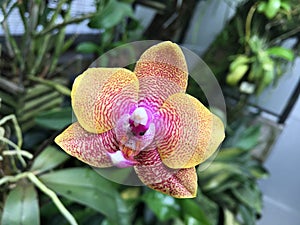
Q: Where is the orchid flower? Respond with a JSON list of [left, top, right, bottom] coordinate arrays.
[[55, 41, 225, 198]]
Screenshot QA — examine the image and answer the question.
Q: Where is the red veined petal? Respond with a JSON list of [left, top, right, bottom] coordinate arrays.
[[134, 148, 197, 198], [156, 93, 225, 169], [55, 122, 117, 167], [149, 167, 197, 199], [134, 41, 188, 112], [72, 68, 138, 133]]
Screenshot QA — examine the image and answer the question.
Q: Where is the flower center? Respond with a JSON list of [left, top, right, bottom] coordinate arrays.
[[115, 107, 155, 152], [112, 107, 155, 167], [129, 107, 151, 136]]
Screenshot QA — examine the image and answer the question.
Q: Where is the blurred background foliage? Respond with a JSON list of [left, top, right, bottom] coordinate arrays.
[[0, 0, 299, 224]]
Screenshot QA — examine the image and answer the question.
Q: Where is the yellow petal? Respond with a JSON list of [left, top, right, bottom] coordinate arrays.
[[55, 122, 117, 167], [156, 93, 225, 169], [72, 68, 139, 133], [134, 41, 188, 112]]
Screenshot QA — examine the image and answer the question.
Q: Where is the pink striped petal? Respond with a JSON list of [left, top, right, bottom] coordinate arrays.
[[55, 122, 117, 167], [134, 148, 197, 198], [134, 41, 188, 112], [156, 93, 225, 169], [72, 68, 139, 134]]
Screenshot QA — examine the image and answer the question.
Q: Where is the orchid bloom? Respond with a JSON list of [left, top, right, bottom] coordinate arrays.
[[55, 41, 225, 198]]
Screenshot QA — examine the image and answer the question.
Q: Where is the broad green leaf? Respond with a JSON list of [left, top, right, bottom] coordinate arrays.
[[40, 168, 131, 225], [248, 163, 269, 179], [35, 107, 72, 130], [173, 218, 186, 225], [199, 162, 245, 181], [184, 215, 202, 225], [215, 148, 248, 162], [142, 191, 180, 221], [266, 47, 294, 61], [229, 55, 250, 72], [178, 199, 211, 225], [195, 194, 219, 225], [238, 205, 256, 225], [232, 183, 262, 213], [280, 2, 291, 11], [76, 42, 100, 54], [257, 2, 267, 12], [200, 172, 233, 192], [30, 146, 69, 174], [236, 125, 260, 150], [256, 70, 274, 94], [1, 184, 39, 225], [226, 64, 249, 86], [89, 0, 134, 29], [265, 0, 281, 19], [223, 208, 240, 225]]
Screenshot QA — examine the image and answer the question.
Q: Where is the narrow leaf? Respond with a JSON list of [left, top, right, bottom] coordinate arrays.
[[1, 184, 40, 225], [76, 42, 99, 54], [40, 168, 131, 225], [142, 191, 180, 221], [267, 47, 294, 61], [35, 107, 72, 130], [31, 146, 69, 174], [178, 199, 211, 225]]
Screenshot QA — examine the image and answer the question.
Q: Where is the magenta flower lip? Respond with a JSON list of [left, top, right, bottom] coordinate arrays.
[[55, 41, 225, 198]]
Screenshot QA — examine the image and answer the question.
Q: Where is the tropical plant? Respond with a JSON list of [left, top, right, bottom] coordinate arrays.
[[0, 0, 96, 130], [204, 0, 298, 95], [76, 0, 141, 56]]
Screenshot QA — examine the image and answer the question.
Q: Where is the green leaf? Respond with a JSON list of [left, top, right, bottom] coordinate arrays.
[[178, 199, 212, 225], [35, 107, 72, 130], [236, 125, 261, 150], [229, 55, 250, 72], [280, 2, 291, 11], [223, 208, 240, 225], [257, 2, 267, 12], [215, 148, 248, 162], [40, 168, 131, 225], [142, 191, 180, 221], [226, 64, 249, 86], [266, 47, 294, 61], [265, 0, 281, 19], [231, 183, 262, 213], [184, 215, 202, 225], [195, 194, 219, 225], [248, 163, 269, 179], [89, 0, 134, 29], [30, 146, 69, 174], [1, 184, 39, 225], [238, 205, 256, 225], [76, 42, 100, 54], [200, 171, 233, 192]]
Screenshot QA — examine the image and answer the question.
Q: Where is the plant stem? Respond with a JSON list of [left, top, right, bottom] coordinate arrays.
[[0, 137, 26, 168], [33, 13, 95, 38], [3, 150, 33, 159], [245, 3, 258, 53], [29, 76, 71, 96], [27, 173, 78, 225], [0, 172, 30, 186], [269, 26, 300, 45], [0, 114, 23, 148], [0, 4, 25, 73]]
